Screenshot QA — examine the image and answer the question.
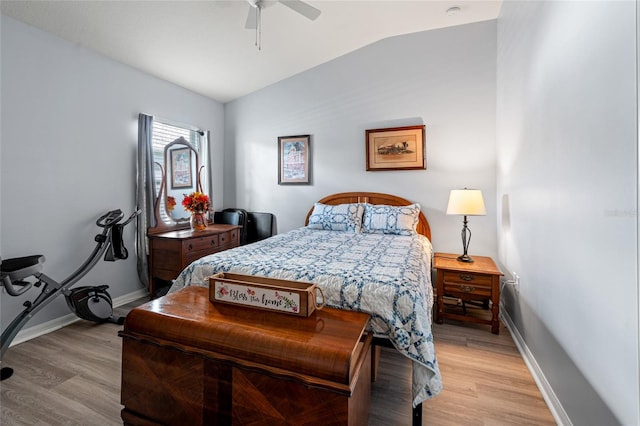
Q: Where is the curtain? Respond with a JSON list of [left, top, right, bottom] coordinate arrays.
[[202, 131, 212, 208], [136, 113, 155, 289]]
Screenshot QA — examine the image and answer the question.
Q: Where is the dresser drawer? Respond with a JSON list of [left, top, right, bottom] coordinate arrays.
[[218, 229, 239, 247], [183, 235, 219, 253]]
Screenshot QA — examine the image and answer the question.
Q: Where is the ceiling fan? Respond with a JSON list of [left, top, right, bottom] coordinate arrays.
[[245, 0, 321, 49]]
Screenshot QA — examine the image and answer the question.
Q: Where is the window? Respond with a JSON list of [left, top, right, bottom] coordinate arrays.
[[152, 120, 200, 166], [151, 119, 208, 222]]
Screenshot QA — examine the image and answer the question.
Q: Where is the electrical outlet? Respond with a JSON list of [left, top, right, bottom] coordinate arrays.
[[502, 272, 520, 294]]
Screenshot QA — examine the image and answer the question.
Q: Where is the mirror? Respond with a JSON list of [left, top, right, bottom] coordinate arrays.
[[148, 136, 210, 234]]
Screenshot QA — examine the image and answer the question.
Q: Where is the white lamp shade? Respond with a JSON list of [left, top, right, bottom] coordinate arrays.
[[446, 189, 487, 216]]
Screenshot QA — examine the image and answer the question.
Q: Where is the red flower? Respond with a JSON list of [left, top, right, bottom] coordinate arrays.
[[182, 191, 210, 213]]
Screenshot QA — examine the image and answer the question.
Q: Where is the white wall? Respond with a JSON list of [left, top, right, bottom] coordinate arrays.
[[224, 21, 498, 256], [0, 16, 225, 330], [497, 1, 638, 424]]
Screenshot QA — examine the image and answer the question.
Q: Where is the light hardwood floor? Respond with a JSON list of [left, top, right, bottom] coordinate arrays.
[[1, 300, 556, 425]]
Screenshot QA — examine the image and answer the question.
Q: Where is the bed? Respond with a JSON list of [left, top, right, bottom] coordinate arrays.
[[169, 192, 442, 420]]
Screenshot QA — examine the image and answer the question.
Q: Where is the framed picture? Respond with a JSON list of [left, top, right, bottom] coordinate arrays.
[[278, 135, 311, 185], [170, 147, 193, 189], [365, 125, 426, 171]]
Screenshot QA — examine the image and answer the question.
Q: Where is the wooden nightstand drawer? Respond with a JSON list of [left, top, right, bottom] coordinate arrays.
[[443, 281, 492, 299], [442, 271, 492, 288]]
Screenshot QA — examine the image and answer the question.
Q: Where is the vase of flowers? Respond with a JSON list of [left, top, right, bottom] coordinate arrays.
[[182, 191, 211, 231]]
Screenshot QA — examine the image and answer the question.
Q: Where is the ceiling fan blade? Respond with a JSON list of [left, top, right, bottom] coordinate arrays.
[[279, 0, 321, 21], [245, 6, 257, 29]]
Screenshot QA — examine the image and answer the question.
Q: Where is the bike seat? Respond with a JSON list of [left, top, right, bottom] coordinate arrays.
[[1, 255, 45, 282]]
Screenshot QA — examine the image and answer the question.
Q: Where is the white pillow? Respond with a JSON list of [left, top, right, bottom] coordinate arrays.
[[307, 203, 364, 232], [362, 203, 420, 236]]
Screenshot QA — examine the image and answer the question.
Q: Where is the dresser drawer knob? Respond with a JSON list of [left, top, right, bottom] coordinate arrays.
[[459, 274, 474, 281], [211, 240, 216, 246], [459, 285, 476, 293], [188, 244, 193, 251]]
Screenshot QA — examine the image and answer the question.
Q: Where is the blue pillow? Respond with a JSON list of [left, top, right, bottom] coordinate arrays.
[[362, 203, 420, 235], [307, 203, 364, 232]]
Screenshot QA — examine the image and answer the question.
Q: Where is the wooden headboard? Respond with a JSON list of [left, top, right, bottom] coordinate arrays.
[[304, 192, 431, 241]]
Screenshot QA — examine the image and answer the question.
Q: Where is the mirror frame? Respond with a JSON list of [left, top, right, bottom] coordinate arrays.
[[148, 136, 206, 235]]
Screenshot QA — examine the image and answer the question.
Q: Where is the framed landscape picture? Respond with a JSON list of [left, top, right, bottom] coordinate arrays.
[[365, 125, 426, 171], [278, 135, 311, 185]]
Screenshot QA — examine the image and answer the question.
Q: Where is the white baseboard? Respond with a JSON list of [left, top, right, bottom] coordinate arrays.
[[9, 288, 148, 347], [112, 288, 149, 307], [500, 305, 572, 426]]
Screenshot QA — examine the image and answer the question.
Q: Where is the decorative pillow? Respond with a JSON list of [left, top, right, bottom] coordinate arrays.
[[362, 203, 420, 235], [307, 203, 364, 232]]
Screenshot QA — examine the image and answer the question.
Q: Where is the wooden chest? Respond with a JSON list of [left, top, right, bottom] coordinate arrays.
[[120, 287, 372, 426]]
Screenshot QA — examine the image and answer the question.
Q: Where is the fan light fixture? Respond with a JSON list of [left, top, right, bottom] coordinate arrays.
[[245, 0, 321, 50], [446, 188, 486, 263], [247, 0, 264, 50]]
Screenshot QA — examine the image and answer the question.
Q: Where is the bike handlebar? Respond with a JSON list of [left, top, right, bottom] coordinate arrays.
[[96, 209, 141, 228], [2, 275, 33, 296], [97, 209, 124, 228]]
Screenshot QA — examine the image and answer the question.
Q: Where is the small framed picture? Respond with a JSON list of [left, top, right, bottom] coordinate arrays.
[[278, 135, 311, 185], [170, 147, 193, 189], [366, 125, 426, 171]]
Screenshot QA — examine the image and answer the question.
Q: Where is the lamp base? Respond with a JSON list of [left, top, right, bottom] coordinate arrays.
[[457, 254, 474, 263]]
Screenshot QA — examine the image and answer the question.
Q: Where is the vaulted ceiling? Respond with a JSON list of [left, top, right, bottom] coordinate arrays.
[[1, 0, 502, 103]]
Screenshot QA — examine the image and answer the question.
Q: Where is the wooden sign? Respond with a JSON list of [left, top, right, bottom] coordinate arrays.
[[209, 273, 324, 317]]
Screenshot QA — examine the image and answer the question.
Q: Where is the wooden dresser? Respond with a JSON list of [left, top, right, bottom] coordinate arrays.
[[433, 252, 503, 334], [147, 224, 241, 297], [120, 286, 372, 425]]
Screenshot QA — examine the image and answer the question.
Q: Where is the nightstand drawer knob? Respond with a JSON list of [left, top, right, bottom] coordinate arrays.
[[459, 285, 476, 293], [459, 274, 474, 281], [188, 244, 193, 251]]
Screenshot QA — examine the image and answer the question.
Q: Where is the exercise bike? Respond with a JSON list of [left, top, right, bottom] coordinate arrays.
[[0, 209, 140, 381]]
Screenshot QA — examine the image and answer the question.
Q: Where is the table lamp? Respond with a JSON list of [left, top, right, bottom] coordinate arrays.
[[446, 189, 486, 263]]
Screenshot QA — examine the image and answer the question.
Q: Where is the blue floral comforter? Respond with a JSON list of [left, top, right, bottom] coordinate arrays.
[[169, 227, 442, 405]]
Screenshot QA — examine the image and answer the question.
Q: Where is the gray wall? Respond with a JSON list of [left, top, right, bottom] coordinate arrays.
[[224, 21, 498, 256], [497, 1, 638, 424], [3, 3, 638, 424], [0, 16, 225, 331]]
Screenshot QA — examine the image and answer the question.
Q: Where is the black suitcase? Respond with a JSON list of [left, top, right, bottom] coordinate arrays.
[[216, 208, 248, 245], [247, 212, 275, 244]]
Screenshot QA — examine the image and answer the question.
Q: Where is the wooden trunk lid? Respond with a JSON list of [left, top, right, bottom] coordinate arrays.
[[122, 286, 370, 387]]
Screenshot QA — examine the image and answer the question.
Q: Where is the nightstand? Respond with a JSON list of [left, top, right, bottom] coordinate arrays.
[[433, 252, 503, 334]]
